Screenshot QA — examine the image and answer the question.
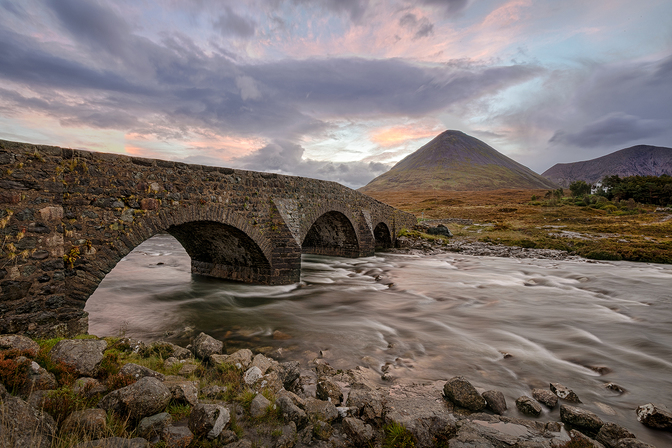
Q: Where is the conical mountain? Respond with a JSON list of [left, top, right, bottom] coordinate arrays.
[[542, 145, 672, 187], [360, 130, 557, 192]]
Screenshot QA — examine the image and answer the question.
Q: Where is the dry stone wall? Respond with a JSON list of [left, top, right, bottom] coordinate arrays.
[[0, 140, 416, 338]]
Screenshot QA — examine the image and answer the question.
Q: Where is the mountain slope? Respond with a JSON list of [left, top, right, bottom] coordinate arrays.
[[542, 145, 672, 187], [360, 130, 557, 192]]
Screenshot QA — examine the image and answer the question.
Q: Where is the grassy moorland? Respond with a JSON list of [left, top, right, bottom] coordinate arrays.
[[370, 189, 672, 263]]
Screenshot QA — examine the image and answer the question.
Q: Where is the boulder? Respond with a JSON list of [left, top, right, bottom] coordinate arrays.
[[560, 404, 604, 431], [636, 403, 672, 430], [243, 366, 263, 385], [21, 358, 57, 396], [161, 426, 193, 448], [164, 357, 180, 370], [200, 385, 226, 399], [342, 417, 376, 446], [49, 339, 107, 377], [443, 376, 486, 411], [210, 348, 253, 369], [0, 334, 40, 353], [0, 395, 56, 448], [347, 387, 384, 422], [516, 396, 542, 417], [62, 408, 108, 438], [98, 377, 171, 420], [73, 438, 149, 448], [274, 421, 297, 448], [137, 412, 172, 440], [276, 395, 308, 427], [316, 376, 343, 405], [426, 224, 453, 237], [73, 377, 108, 397], [188, 403, 230, 440], [119, 363, 165, 381], [568, 429, 606, 448], [550, 383, 581, 403], [304, 397, 339, 422], [163, 376, 198, 406], [250, 353, 274, 374], [278, 361, 301, 389], [482, 390, 507, 415], [250, 393, 271, 418], [532, 388, 558, 408], [312, 420, 334, 441], [190, 333, 223, 359], [147, 341, 192, 360], [177, 363, 198, 376], [596, 422, 637, 448]]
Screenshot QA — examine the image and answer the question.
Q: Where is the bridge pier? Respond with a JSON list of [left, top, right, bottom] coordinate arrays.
[[0, 140, 416, 338]]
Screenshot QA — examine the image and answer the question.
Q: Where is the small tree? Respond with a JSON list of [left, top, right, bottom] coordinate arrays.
[[569, 180, 591, 198]]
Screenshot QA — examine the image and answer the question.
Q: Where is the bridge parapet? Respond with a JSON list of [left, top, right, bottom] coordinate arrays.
[[0, 140, 416, 338]]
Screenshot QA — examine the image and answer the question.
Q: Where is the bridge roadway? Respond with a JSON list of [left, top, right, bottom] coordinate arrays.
[[0, 140, 416, 337]]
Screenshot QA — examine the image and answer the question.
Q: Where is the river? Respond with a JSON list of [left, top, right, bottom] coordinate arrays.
[[85, 233, 672, 446]]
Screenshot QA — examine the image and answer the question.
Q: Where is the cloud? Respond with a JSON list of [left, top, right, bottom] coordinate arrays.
[[418, 0, 471, 15], [399, 13, 434, 40], [231, 140, 390, 188], [213, 6, 257, 38], [549, 112, 667, 148], [236, 76, 262, 100]]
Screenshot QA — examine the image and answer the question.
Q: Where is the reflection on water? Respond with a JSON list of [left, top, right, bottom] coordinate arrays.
[[86, 234, 672, 446]]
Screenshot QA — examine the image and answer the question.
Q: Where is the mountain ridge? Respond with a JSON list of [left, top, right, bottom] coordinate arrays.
[[360, 130, 557, 192], [542, 145, 672, 187]]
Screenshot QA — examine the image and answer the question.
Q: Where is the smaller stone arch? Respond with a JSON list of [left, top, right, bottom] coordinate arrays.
[[373, 222, 393, 249], [301, 210, 360, 257]]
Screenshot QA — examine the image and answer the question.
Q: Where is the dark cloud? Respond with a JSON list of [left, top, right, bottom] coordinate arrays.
[[293, 0, 370, 23], [46, 0, 131, 57], [213, 6, 257, 38], [549, 112, 667, 148], [231, 140, 391, 188], [418, 0, 470, 15], [399, 13, 434, 40]]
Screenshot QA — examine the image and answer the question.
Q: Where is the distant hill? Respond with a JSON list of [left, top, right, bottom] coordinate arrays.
[[359, 130, 557, 192], [542, 145, 672, 187]]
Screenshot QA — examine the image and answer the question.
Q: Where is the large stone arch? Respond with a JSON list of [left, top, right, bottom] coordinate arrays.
[[64, 205, 275, 311], [301, 210, 361, 257], [373, 221, 393, 249]]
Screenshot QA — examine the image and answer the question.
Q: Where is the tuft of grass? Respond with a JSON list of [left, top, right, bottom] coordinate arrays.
[[383, 422, 416, 448], [166, 402, 192, 421]]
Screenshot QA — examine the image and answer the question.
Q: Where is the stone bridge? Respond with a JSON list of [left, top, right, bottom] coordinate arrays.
[[0, 140, 416, 338]]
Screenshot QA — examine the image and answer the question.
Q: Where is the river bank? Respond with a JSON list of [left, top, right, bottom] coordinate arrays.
[[1, 332, 668, 448]]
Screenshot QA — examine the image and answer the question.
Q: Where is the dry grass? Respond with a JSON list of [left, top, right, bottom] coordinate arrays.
[[370, 189, 672, 263]]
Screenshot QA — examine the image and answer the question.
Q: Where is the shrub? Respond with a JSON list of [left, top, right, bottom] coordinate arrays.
[[106, 373, 136, 391], [383, 422, 416, 448], [42, 388, 89, 424], [0, 351, 31, 392]]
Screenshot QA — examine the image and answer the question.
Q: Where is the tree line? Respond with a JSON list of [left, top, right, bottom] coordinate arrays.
[[569, 174, 672, 206]]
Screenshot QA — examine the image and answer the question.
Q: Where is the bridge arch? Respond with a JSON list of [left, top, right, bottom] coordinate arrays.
[[373, 221, 393, 249], [301, 210, 360, 257]]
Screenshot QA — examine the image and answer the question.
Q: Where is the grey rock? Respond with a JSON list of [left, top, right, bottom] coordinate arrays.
[[443, 376, 486, 411], [427, 224, 453, 237], [0, 395, 56, 448], [188, 403, 230, 439], [250, 393, 272, 418], [532, 388, 558, 408], [560, 404, 604, 431], [211, 348, 253, 369], [163, 376, 198, 406], [164, 357, 180, 370], [225, 440, 253, 448], [482, 390, 507, 415], [312, 420, 334, 441], [274, 421, 297, 448], [98, 377, 171, 420], [342, 417, 376, 446], [279, 361, 301, 389], [49, 338, 107, 377], [200, 385, 227, 399], [243, 366, 263, 385], [569, 429, 606, 448], [219, 429, 238, 444], [62, 408, 108, 438], [347, 387, 384, 421], [550, 383, 581, 403], [250, 353, 274, 374], [615, 439, 658, 448], [636, 403, 672, 430], [597, 422, 637, 448], [73, 377, 108, 397], [516, 396, 542, 417], [304, 397, 339, 422], [0, 334, 40, 353], [316, 376, 343, 405], [73, 437, 149, 448], [161, 425, 194, 448], [137, 412, 172, 440], [276, 395, 308, 427], [177, 363, 198, 376], [120, 363, 165, 381], [191, 332, 223, 359]]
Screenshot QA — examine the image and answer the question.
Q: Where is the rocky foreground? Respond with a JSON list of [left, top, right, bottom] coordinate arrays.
[[1, 333, 670, 448]]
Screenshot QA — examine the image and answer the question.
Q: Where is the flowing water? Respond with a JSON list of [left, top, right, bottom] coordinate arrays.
[[86, 233, 672, 446]]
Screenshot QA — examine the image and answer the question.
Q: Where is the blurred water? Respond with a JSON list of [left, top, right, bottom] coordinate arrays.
[[86, 234, 672, 446]]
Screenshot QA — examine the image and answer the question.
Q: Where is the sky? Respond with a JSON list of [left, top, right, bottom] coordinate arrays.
[[0, 0, 670, 188]]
